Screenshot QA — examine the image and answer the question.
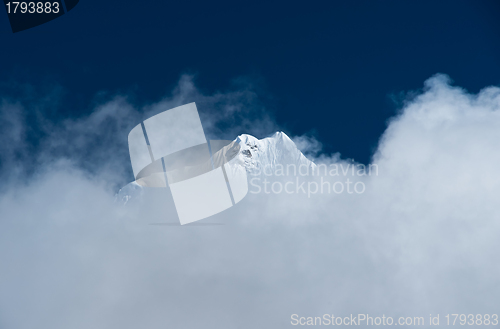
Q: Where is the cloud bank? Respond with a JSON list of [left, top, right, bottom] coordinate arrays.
[[0, 74, 499, 328]]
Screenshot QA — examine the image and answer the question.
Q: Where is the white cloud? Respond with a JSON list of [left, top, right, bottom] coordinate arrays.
[[0, 74, 499, 328], [292, 134, 323, 157]]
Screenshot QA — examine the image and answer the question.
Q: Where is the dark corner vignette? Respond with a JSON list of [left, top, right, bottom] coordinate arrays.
[[3, 0, 79, 33]]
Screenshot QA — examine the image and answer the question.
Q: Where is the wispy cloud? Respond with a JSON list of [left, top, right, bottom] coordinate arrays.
[[0, 74, 280, 189], [0, 74, 499, 328]]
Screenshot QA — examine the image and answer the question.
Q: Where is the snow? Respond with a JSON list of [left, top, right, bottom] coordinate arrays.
[[116, 132, 315, 203], [237, 132, 315, 174]]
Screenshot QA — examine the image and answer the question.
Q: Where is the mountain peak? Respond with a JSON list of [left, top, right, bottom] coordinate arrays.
[[116, 132, 315, 203], [236, 132, 315, 173]]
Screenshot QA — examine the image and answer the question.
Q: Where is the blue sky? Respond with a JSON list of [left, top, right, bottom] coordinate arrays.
[[2, 2, 500, 327], [1, 0, 499, 163]]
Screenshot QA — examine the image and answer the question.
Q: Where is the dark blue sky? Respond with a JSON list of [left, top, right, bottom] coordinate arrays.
[[1, 0, 499, 163]]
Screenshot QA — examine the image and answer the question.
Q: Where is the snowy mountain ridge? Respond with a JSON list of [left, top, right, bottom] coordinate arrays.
[[237, 132, 316, 174], [116, 132, 315, 204]]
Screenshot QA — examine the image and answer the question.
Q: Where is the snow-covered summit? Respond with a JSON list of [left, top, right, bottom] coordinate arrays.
[[116, 132, 315, 204], [237, 132, 315, 173]]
